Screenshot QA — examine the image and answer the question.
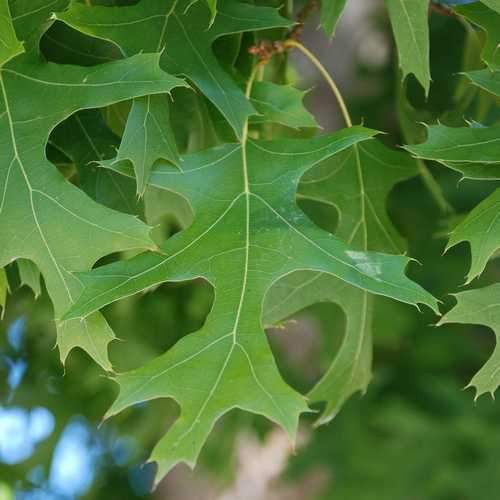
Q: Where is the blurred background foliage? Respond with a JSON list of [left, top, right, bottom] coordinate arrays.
[[2, 0, 500, 498]]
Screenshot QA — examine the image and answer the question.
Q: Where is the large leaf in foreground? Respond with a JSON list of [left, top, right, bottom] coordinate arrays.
[[0, 53, 185, 369], [65, 127, 437, 479], [58, 0, 291, 138], [439, 283, 500, 398], [265, 140, 418, 423]]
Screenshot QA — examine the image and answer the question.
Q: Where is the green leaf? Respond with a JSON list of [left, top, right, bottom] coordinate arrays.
[[442, 161, 500, 180], [465, 69, 500, 97], [65, 127, 436, 479], [57, 0, 292, 138], [456, 3, 500, 67], [265, 140, 419, 422], [480, 0, 500, 15], [17, 259, 41, 298], [0, 0, 23, 66], [446, 187, 500, 282], [101, 94, 182, 196], [250, 82, 319, 130], [0, 53, 185, 369], [439, 283, 500, 398], [405, 122, 500, 181], [320, 0, 348, 37], [384, 0, 431, 94], [404, 124, 500, 164]]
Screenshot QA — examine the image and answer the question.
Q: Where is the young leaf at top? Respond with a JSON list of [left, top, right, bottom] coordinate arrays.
[[65, 122, 437, 480], [265, 140, 419, 423], [320, 0, 348, 37], [0, 0, 24, 66], [0, 52, 186, 369], [439, 283, 500, 398], [384, 0, 431, 94], [57, 0, 292, 139]]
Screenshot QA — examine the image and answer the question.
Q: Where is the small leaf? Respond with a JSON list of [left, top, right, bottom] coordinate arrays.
[[384, 0, 431, 94], [250, 82, 319, 130], [320, 0, 348, 37], [404, 124, 500, 164], [439, 283, 500, 398], [102, 94, 182, 196], [446, 188, 500, 282]]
